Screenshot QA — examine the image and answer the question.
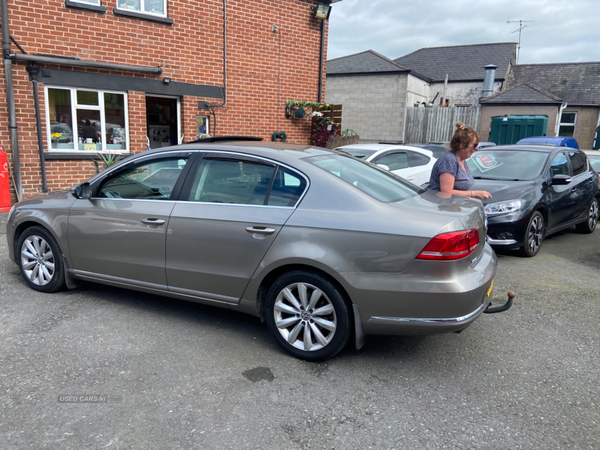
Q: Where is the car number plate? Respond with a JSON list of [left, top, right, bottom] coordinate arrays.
[[486, 280, 494, 297]]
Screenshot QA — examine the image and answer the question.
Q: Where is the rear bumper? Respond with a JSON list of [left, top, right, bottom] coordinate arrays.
[[354, 244, 497, 336], [364, 290, 492, 335]]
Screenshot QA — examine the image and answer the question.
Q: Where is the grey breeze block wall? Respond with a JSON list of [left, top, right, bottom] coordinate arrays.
[[326, 74, 408, 143]]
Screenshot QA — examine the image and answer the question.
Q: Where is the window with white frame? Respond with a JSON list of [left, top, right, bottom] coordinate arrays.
[[45, 87, 129, 153], [116, 0, 166, 17], [559, 112, 576, 138], [70, 0, 100, 5]]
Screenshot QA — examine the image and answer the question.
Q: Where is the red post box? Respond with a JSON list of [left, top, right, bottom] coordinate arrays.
[[0, 149, 13, 211]]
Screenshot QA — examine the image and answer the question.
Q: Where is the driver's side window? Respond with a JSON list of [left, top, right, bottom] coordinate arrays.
[[549, 153, 570, 178], [98, 156, 189, 199]]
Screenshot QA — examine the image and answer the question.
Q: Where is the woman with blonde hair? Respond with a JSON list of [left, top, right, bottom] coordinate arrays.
[[427, 122, 491, 199]]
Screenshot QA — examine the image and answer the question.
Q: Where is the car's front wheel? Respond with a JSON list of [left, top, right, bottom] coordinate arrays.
[[17, 226, 66, 293], [575, 198, 599, 234], [265, 271, 351, 361], [519, 211, 545, 257]]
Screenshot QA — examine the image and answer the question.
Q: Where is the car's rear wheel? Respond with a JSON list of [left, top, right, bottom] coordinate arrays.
[[575, 198, 599, 234], [17, 226, 66, 293], [265, 271, 351, 361], [519, 211, 545, 257]]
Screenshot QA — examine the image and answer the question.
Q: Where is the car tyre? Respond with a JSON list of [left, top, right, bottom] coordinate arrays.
[[575, 198, 599, 234], [519, 211, 545, 257], [265, 271, 351, 361], [17, 226, 66, 293]]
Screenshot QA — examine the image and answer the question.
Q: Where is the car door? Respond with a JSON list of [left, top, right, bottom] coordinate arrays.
[[566, 150, 596, 220], [67, 152, 193, 288], [166, 153, 307, 304], [546, 150, 578, 230], [407, 151, 434, 185]]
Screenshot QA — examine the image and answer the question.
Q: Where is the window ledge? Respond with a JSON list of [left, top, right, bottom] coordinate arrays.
[[65, 1, 107, 13], [113, 8, 174, 25]]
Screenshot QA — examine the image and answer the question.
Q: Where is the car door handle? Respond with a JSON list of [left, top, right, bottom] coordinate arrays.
[[142, 218, 166, 226], [245, 226, 276, 235]]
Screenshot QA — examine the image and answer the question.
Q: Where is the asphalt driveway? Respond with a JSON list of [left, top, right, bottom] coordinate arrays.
[[1, 210, 599, 449]]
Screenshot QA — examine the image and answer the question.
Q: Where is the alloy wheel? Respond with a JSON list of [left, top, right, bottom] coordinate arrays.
[[588, 200, 599, 230], [526, 214, 544, 255], [20, 235, 56, 287], [273, 282, 337, 352]]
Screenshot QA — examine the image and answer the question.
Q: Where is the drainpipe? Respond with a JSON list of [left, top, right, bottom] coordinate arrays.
[[317, 17, 325, 102], [1, 0, 22, 199], [555, 102, 568, 136], [26, 63, 47, 192], [440, 74, 448, 106]]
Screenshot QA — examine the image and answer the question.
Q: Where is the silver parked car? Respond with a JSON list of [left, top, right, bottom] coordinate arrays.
[[6, 141, 505, 361]]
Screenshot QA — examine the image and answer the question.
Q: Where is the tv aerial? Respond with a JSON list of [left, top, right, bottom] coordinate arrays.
[[507, 20, 534, 64]]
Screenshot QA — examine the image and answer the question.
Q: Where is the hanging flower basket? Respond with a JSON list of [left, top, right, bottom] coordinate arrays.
[[293, 107, 306, 119]]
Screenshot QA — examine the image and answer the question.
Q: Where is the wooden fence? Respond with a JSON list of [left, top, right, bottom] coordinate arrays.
[[404, 106, 481, 144]]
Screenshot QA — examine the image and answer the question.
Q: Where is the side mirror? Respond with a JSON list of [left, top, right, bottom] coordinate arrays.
[[551, 174, 572, 185], [377, 164, 390, 171], [71, 182, 92, 199]]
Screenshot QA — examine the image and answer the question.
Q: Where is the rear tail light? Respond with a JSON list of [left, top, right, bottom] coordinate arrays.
[[416, 229, 479, 260]]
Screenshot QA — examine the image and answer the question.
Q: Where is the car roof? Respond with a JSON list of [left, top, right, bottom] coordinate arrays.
[[137, 140, 338, 163], [479, 144, 574, 153], [336, 143, 435, 154]]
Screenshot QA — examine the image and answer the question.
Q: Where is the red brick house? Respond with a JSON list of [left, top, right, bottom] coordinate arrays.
[[0, 0, 337, 201]]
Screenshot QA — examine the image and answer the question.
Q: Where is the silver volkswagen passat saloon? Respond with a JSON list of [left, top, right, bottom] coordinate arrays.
[[7, 140, 503, 360]]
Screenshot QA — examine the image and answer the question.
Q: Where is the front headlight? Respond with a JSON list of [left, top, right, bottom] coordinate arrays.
[[485, 199, 525, 216]]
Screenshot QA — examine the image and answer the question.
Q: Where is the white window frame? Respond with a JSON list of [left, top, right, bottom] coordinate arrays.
[[44, 86, 130, 154], [116, 0, 167, 18], [559, 111, 576, 137]]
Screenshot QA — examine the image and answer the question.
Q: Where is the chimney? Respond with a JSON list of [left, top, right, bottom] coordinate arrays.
[[482, 64, 498, 98]]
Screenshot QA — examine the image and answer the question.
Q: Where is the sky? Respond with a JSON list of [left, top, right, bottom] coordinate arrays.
[[327, 0, 599, 65]]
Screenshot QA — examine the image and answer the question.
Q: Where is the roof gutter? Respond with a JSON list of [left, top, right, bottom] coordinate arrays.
[[9, 53, 163, 75]]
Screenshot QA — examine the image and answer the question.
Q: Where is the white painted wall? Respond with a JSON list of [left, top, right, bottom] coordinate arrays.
[[406, 74, 431, 107], [429, 81, 502, 106]]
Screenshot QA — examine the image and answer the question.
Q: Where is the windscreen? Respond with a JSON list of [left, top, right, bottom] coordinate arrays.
[[466, 150, 548, 180], [306, 153, 421, 203]]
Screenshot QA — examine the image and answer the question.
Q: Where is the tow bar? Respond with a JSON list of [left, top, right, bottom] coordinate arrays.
[[484, 291, 516, 314]]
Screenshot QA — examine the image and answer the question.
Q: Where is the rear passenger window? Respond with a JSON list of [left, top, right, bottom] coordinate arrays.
[[374, 152, 408, 171], [188, 158, 275, 205], [408, 152, 430, 167], [267, 167, 307, 207], [568, 151, 587, 176]]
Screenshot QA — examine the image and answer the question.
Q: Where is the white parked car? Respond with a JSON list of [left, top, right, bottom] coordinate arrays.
[[336, 144, 436, 186]]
